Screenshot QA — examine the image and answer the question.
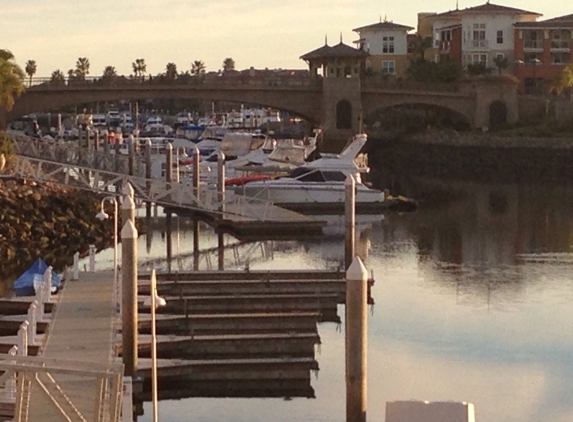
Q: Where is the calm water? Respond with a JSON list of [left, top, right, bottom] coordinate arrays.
[[88, 180, 573, 422]]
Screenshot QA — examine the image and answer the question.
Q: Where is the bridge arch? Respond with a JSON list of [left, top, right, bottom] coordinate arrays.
[[5, 84, 323, 125], [364, 102, 472, 132]]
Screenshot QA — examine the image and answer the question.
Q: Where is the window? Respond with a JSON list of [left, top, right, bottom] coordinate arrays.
[[382, 36, 395, 53], [496, 53, 505, 60], [467, 53, 487, 66], [551, 30, 571, 49], [496, 30, 503, 44], [472, 23, 486, 47], [382, 60, 396, 74], [524, 30, 542, 49], [552, 52, 570, 64]]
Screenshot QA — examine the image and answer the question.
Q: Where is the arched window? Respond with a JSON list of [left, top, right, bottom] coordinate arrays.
[[336, 100, 352, 129]]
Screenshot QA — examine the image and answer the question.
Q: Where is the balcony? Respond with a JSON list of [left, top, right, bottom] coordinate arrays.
[[524, 40, 543, 50], [471, 39, 488, 48], [439, 41, 451, 53], [550, 40, 571, 51]]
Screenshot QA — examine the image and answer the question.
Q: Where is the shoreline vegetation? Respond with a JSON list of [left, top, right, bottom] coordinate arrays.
[[0, 177, 113, 297]]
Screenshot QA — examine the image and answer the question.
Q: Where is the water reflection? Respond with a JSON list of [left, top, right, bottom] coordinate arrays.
[[81, 180, 573, 422]]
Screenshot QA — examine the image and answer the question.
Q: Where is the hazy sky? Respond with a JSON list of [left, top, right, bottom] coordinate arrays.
[[2, 0, 570, 77]]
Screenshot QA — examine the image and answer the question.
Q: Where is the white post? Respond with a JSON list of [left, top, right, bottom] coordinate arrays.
[[121, 220, 138, 377], [217, 151, 226, 213], [122, 193, 136, 228], [150, 269, 159, 422], [89, 244, 96, 272], [345, 256, 368, 422], [43, 266, 53, 303], [18, 321, 29, 356], [113, 199, 119, 314], [122, 181, 135, 200], [73, 252, 80, 280], [5, 346, 17, 402], [27, 302, 37, 346], [193, 147, 200, 204], [345, 175, 356, 270]]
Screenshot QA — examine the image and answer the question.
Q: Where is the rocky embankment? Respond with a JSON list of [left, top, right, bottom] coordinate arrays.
[[0, 179, 112, 290]]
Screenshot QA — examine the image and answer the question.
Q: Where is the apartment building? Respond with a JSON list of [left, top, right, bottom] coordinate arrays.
[[514, 14, 573, 93], [353, 19, 414, 77], [419, 2, 541, 67]]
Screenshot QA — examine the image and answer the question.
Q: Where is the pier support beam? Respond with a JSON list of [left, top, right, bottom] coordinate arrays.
[[121, 220, 139, 377], [345, 256, 368, 422], [193, 220, 200, 271], [345, 175, 356, 270]]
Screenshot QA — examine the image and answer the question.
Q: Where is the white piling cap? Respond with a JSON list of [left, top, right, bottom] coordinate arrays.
[[217, 150, 226, 161], [346, 256, 368, 281], [121, 219, 138, 239], [146, 138, 152, 146], [0, 153, 6, 171], [122, 182, 134, 197], [123, 194, 135, 209], [345, 174, 355, 186], [166, 142, 173, 151], [193, 147, 200, 156]]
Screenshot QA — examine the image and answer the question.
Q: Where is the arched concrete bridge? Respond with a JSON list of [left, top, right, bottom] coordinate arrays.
[[0, 76, 519, 142]]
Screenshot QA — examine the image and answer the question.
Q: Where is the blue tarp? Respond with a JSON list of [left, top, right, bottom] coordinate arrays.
[[12, 258, 62, 297]]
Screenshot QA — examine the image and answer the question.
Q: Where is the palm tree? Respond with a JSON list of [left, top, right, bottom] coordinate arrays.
[[102, 66, 118, 84], [50, 69, 65, 85], [75, 57, 90, 79], [0, 49, 25, 111], [25, 60, 37, 87], [132, 58, 147, 82], [165, 62, 178, 81], [191, 60, 206, 77], [222, 58, 235, 72], [412, 35, 433, 61]]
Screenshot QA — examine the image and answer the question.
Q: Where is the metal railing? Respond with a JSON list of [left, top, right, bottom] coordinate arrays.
[[0, 268, 123, 422], [11, 134, 305, 223], [524, 40, 543, 49]]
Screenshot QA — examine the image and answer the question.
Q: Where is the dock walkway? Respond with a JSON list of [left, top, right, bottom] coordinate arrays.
[[25, 271, 119, 422]]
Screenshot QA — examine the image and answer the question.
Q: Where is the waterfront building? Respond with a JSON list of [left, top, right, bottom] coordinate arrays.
[[514, 14, 573, 93], [352, 18, 414, 77], [418, 2, 541, 68]]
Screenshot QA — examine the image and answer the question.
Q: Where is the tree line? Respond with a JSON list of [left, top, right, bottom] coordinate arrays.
[[25, 57, 236, 85]]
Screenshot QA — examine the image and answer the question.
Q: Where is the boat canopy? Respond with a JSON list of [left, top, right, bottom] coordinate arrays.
[[12, 258, 62, 297]]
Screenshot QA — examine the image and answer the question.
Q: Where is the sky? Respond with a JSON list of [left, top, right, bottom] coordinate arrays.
[[2, 0, 571, 77]]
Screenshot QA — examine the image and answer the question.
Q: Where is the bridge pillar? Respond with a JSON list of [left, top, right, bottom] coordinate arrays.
[[464, 76, 519, 130], [321, 78, 362, 150]]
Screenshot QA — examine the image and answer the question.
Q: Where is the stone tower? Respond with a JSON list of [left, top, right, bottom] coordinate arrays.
[[301, 40, 368, 148]]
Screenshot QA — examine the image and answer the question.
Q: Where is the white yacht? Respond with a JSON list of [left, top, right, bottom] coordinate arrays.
[[233, 134, 386, 213]]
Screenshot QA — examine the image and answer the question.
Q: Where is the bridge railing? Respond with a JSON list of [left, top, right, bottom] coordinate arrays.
[[361, 78, 462, 93], [12, 134, 147, 177], [27, 75, 320, 90]]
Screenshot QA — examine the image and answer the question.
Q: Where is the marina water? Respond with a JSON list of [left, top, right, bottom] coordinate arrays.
[[81, 176, 573, 422]]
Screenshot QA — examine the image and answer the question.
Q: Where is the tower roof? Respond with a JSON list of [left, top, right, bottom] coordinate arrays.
[[300, 42, 368, 61], [353, 21, 414, 32]]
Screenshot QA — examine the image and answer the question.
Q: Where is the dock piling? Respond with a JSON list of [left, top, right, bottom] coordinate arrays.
[[193, 147, 200, 204], [345, 256, 368, 422], [121, 220, 139, 377], [89, 244, 96, 272], [73, 252, 79, 280], [345, 175, 356, 270], [18, 321, 28, 357], [217, 151, 226, 213], [122, 193, 136, 228]]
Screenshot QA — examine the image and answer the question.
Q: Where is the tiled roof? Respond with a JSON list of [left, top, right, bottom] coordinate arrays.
[[300, 42, 369, 60], [515, 13, 573, 28], [435, 2, 541, 18], [353, 21, 414, 32]]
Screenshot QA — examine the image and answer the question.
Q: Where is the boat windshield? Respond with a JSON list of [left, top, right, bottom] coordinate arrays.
[[288, 168, 347, 182]]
